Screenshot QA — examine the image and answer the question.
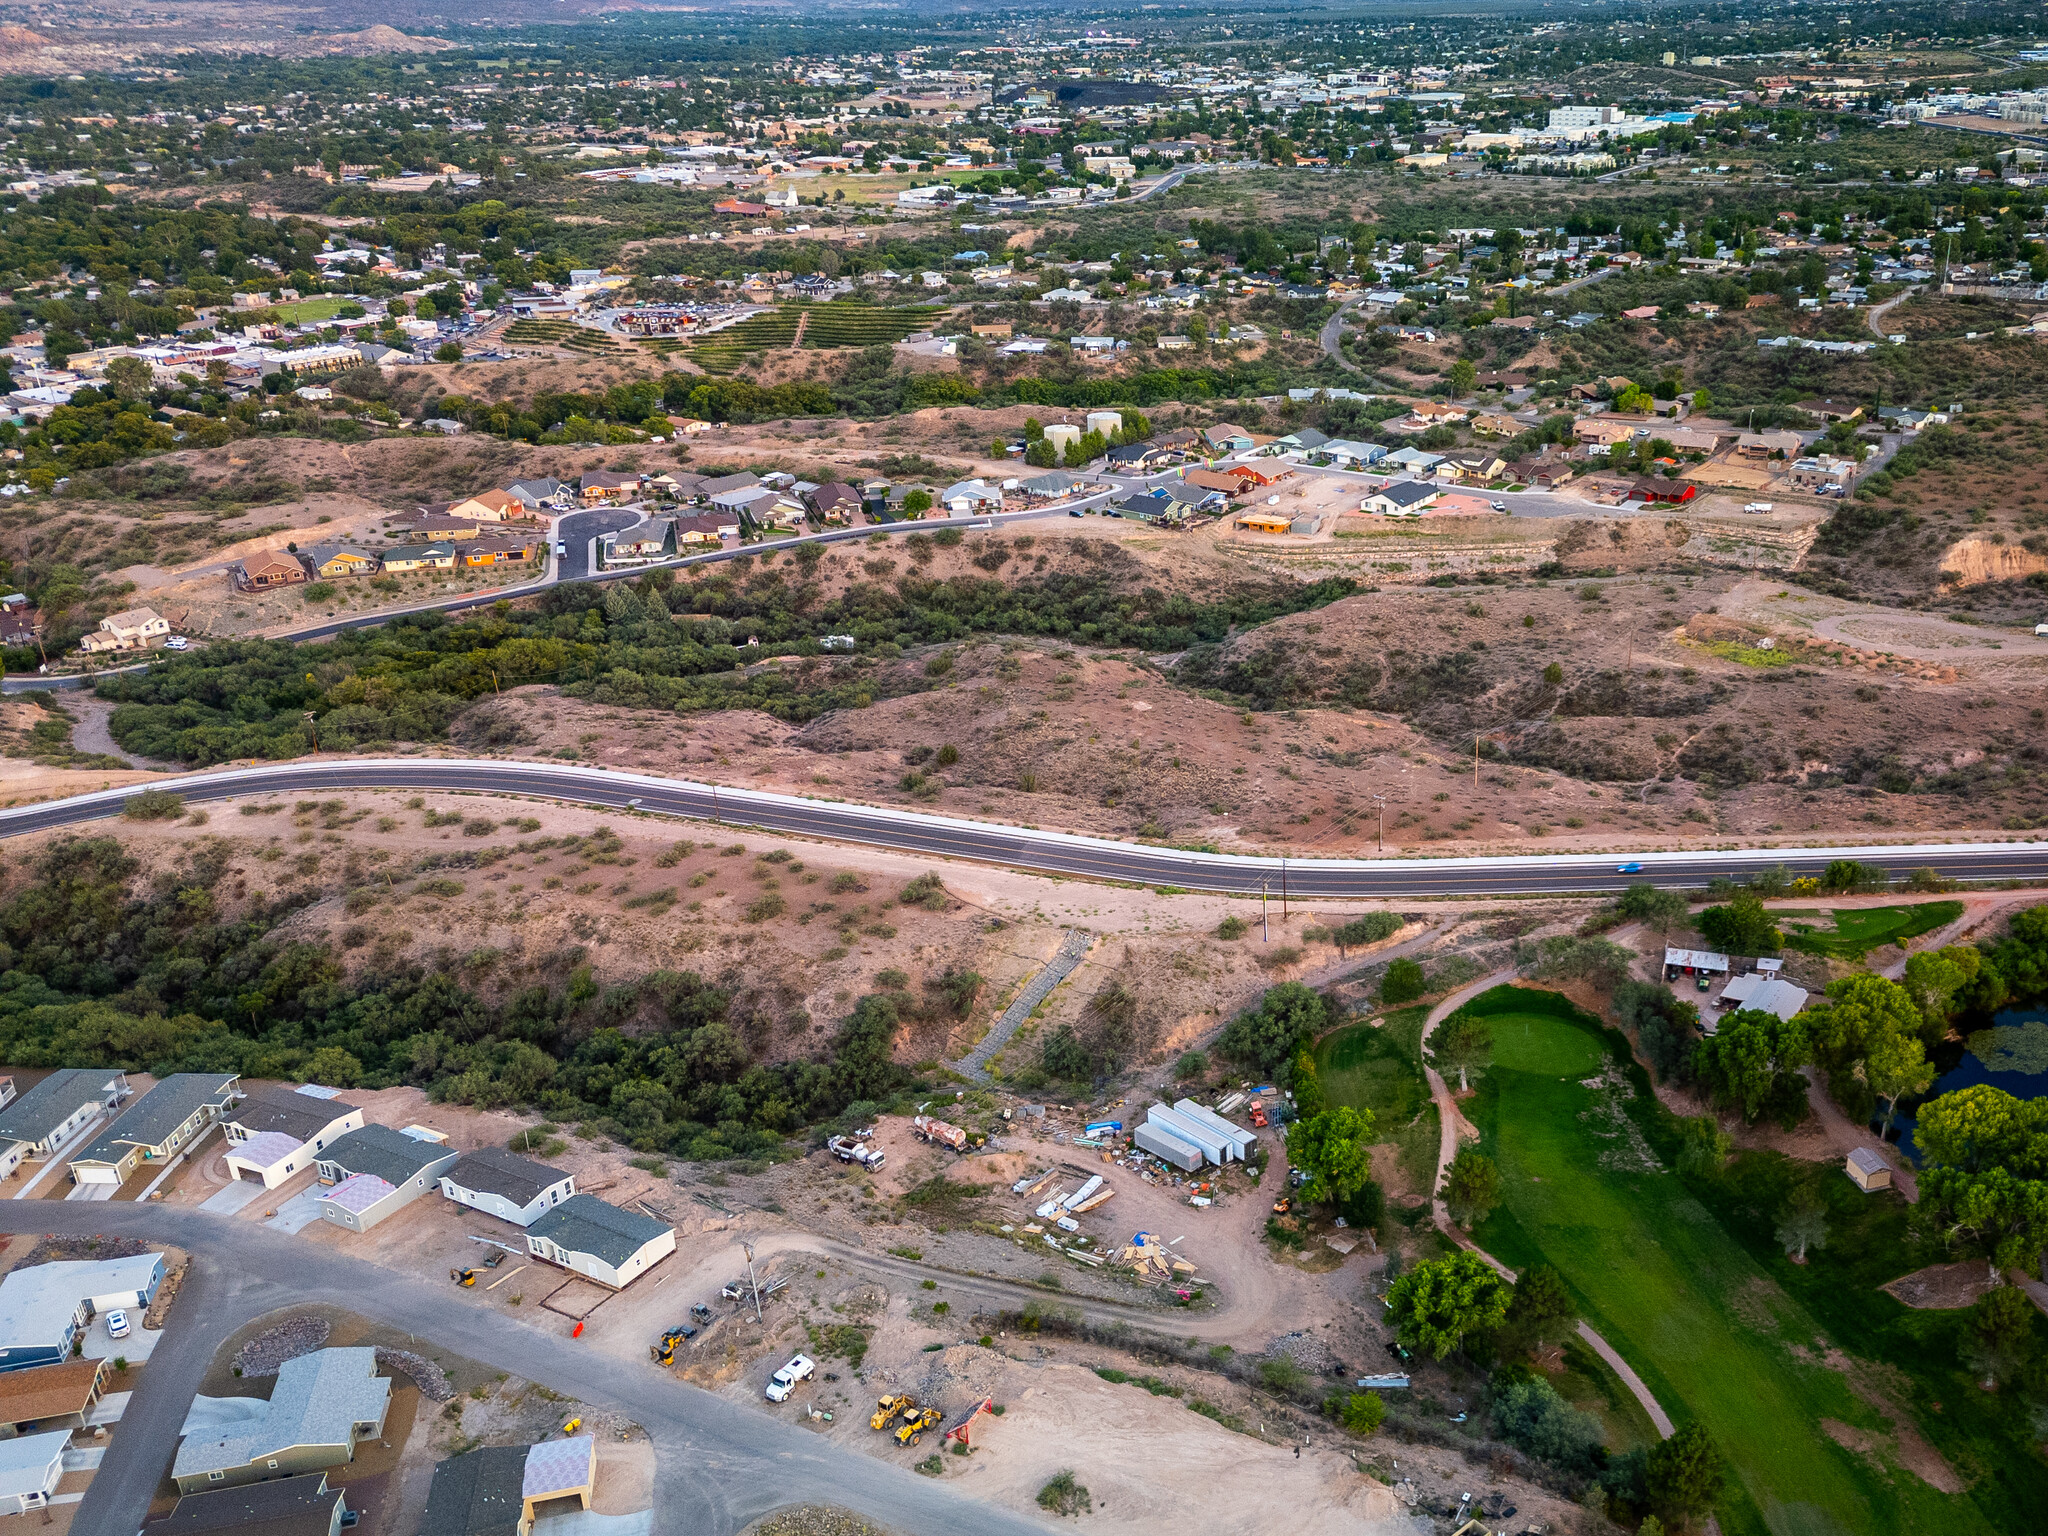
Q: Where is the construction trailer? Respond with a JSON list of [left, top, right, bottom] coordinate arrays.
[[1146, 1104, 1233, 1166], [1173, 1100, 1256, 1159], [1132, 1121, 1204, 1173]]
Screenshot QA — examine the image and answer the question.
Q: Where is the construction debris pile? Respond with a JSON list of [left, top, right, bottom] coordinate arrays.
[[1112, 1231, 1200, 1287], [1264, 1331, 1336, 1374]]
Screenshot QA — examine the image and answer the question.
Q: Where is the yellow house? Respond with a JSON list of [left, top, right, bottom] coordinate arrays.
[[445, 489, 525, 523]]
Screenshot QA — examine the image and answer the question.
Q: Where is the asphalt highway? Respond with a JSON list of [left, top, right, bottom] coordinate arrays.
[[5, 756, 2044, 895]]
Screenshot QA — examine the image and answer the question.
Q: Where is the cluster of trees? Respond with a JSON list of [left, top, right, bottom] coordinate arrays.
[[102, 565, 1367, 766], [1385, 1250, 1723, 1526], [0, 834, 932, 1161]]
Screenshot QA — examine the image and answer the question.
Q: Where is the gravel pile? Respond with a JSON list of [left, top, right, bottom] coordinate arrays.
[[1265, 1331, 1336, 1374], [232, 1317, 331, 1378], [913, 1343, 1007, 1413], [746, 1508, 894, 1536], [376, 1348, 455, 1402]]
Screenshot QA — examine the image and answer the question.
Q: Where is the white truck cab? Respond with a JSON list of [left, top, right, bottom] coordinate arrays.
[[765, 1354, 816, 1402]]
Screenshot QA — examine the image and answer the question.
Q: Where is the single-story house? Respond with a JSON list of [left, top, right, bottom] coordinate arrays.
[[1510, 456, 1575, 489], [1572, 417, 1638, 449], [939, 479, 1003, 514], [1633, 478, 1696, 504], [600, 522, 673, 567], [0, 1068, 129, 1173], [462, 536, 543, 567], [393, 512, 481, 543], [1104, 441, 1167, 471], [1201, 423, 1254, 453], [314, 1125, 461, 1233], [234, 552, 308, 593], [1381, 447, 1444, 475], [172, 1347, 391, 1493], [1845, 1148, 1892, 1193], [0, 1431, 68, 1515], [445, 489, 525, 523], [79, 606, 172, 653], [505, 478, 574, 511], [0, 1357, 108, 1434], [1180, 467, 1245, 497], [672, 514, 732, 548], [383, 542, 460, 574], [69, 1072, 240, 1187], [525, 1194, 676, 1290], [1275, 428, 1330, 452], [1470, 413, 1521, 438], [299, 547, 380, 580], [1321, 439, 1386, 468], [1722, 976, 1809, 1024], [222, 1088, 366, 1190], [420, 1445, 527, 1536], [0, 1253, 166, 1373], [159, 1471, 350, 1536], [1361, 480, 1441, 516], [697, 472, 760, 500], [439, 1147, 576, 1228], [1021, 470, 1084, 500], [1408, 400, 1468, 425], [1446, 453, 1508, 482], [708, 485, 777, 518], [806, 482, 862, 523], [578, 472, 640, 505]]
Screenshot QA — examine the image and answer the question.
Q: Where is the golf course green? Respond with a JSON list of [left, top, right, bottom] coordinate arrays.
[[1462, 984, 2039, 1536]]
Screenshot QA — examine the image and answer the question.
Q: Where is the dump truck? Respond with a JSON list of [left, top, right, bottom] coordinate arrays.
[[827, 1135, 886, 1171], [871, 1394, 915, 1430], [912, 1115, 968, 1151], [895, 1406, 943, 1447]]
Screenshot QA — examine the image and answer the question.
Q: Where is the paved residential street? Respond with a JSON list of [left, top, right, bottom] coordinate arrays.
[[1, 1203, 1050, 1536]]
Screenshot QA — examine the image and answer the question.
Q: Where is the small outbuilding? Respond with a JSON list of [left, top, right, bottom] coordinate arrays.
[[1846, 1147, 1892, 1193]]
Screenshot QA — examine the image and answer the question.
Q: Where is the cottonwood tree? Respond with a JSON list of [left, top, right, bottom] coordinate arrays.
[[1433, 1009, 1493, 1093], [1286, 1105, 1376, 1206], [1775, 1190, 1829, 1262], [1442, 1146, 1501, 1228], [1386, 1250, 1512, 1360], [1692, 1009, 1811, 1126]]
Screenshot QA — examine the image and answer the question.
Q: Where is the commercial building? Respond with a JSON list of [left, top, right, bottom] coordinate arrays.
[[171, 1348, 391, 1493], [525, 1195, 675, 1289], [69, 1072, 241, 1187], [439, 1148, 576, 1228]]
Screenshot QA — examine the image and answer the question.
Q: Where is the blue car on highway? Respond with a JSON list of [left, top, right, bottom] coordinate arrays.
[[1618, 862, 1643, 873]]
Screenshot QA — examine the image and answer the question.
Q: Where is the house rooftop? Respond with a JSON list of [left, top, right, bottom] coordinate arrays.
[[319, 1124, 454, 1186], [528, 1195, 673, 1269], [228, 1088, 359, 1144], [160, 1473, 346, 1536], [0, 1358, 103, 1423], [0, 1254, 161, 1355], [420, 1445, 527, 1536], [0, 1068, 122, 1147], [172, 1348, 389, 1483], [0, 1430, 67, 1500], [443, 1147, 563, 1206], [74, 1073, 239, 1165]]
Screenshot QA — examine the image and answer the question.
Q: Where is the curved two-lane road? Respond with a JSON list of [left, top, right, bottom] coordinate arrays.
[[5, 756, 2044, 896]]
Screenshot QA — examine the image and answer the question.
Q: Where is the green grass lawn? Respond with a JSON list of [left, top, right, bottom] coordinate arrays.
[[268, 296, 350, 325], [1782, 901, 1966, 960], [1464, 985, 2038, 1536], [1314, 1005, 1439, 1193]]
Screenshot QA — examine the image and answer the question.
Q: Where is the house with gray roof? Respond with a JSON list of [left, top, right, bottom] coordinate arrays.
[[0, 1253, 166, 1373], [439, 1147, 575, 1228], [0, 1068, 128, 1180], [222, 1089, 365, 1190], [525, 1195, 675, 1290], [173, 1347, 391, 1493], [313, 1125, 459, 1233], [160, 1471, 350, 1536], [69, 1073, 238, 1188], [419, 1445, 527, 1536]]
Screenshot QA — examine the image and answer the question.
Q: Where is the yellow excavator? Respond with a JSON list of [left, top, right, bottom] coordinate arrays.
[[894, 1407, 942, 1448], [870, 1393, 915, 1430]]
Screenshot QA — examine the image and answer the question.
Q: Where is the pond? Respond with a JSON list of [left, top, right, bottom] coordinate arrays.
[[1892, 1007, 2048, 1163]]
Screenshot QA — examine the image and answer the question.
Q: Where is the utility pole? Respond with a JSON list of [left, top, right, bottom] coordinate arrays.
[[742, 1240, 764, 1324], [1280, 858, 1288, 922], [1260, 879, 1270, 942], [1474, 735, 1480, 790], [1372, 793, 1387, 852]]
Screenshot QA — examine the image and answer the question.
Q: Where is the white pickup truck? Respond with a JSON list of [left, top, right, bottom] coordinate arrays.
[[765, 1354, 816, 1403]]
